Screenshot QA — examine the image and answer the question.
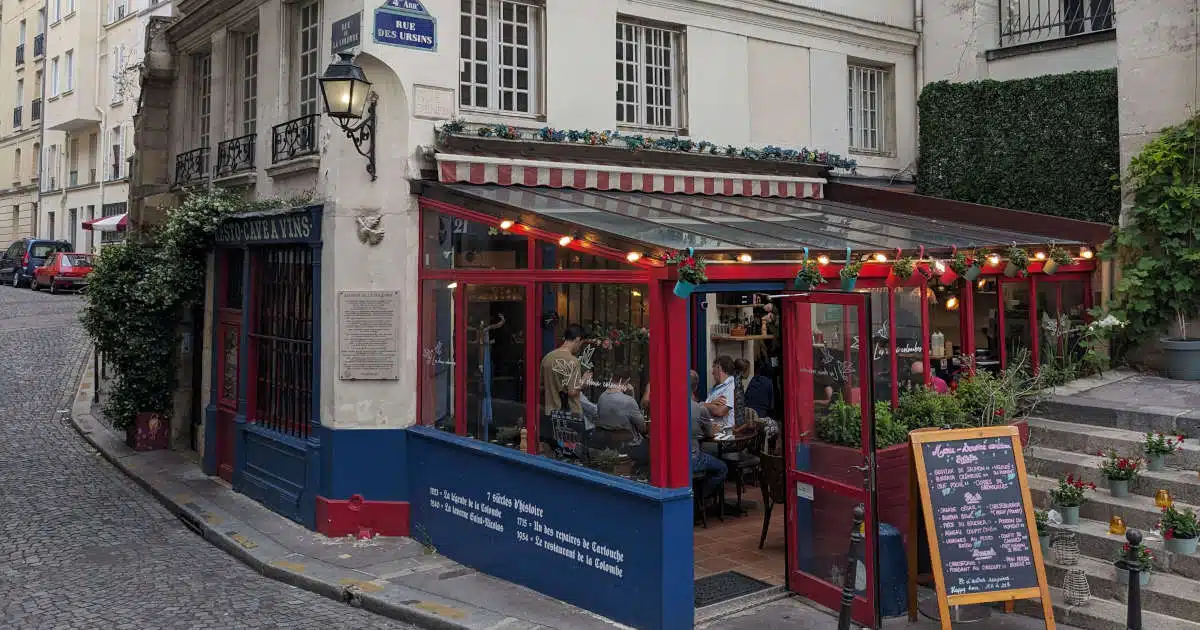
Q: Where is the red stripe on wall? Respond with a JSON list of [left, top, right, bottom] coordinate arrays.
[[741, 179, 753, 196], [597, 171, 611, 189], [574, 169, 588, 188], [468, 163, 485, 184], [620, 172, 633, 191], [642, 174, 655, 191], [549, 168, 563, 188], [523, 166, 538, 186], [496, 165, 512, 185], [663, 176, 675, 194], [439, 162, 457, 182], [723, 179, 735, 195]]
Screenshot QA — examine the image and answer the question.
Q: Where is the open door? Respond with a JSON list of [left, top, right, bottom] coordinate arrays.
[[781, 291, 880, 628]]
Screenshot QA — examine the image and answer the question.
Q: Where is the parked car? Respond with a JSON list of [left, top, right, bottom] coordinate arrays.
[[0, 238, 73, 288], [32, 252, 95, 294]]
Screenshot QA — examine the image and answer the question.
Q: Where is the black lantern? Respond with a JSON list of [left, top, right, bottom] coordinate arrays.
[[318, 52, 378, 180]]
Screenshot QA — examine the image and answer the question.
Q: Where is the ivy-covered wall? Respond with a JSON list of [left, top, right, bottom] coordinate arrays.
[[916, 69, 1120, 225]]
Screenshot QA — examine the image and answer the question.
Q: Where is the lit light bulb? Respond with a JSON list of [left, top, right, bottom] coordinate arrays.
[[987, 254, 1001, 266], [447, 282, 458, 289], [945, 296, 960, 311], [873, 253, 888, 263], [1080, 248, 1094, 260], [558, 235, 573, 246], [977, 278, 987, 289], [1035, 251, 1047, 261], [738, 253, 753, 263], [933, 260, 947, 274], [499, 219, 515, 230], [631, 290, 642, 297], [626, 251, 642, 263], [817, 255, 830, 265]]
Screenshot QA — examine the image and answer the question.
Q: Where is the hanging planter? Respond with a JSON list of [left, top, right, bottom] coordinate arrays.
[[1043, 245, 1072, 275], [1004, 245, 1030, 278], [887, 256, 915, 288], [945, 250, 970, 285], [664, 248, 707, 299], [794, 259, 826, 291], [673, 280, 696, 298], [840, 259, 863, 291]]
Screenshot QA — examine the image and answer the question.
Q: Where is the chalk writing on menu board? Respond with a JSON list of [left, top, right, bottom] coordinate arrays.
[[922, 437, 1038, 596]]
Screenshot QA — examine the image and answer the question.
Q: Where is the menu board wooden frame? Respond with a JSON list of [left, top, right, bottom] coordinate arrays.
[[908, 426, 1055, 630]]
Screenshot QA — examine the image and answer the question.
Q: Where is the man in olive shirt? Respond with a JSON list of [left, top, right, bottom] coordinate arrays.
[[540, 324, 590, 453]]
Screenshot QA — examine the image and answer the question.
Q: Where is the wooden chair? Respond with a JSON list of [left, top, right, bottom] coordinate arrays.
[[758, 450, 787, 549]]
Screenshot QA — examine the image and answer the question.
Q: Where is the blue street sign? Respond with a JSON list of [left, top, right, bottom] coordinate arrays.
[[373, 7, 437, 51], [382, 0, 429, 14]]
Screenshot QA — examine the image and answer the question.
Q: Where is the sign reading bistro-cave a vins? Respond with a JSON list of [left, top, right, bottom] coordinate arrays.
[[215, 206, 322, 247]]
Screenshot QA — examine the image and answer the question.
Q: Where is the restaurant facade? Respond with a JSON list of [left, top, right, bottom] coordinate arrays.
[[145, 1, 1113, 628]]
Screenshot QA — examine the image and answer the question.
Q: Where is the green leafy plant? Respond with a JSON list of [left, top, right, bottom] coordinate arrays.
[[1006, 245, 1030, 273], [1115, 541, 1154, 573], [591, 448, 623, 473], [795, 259, 826, 288], [1035, 509, 1049, 536], [896, 386, 965, 429], [663, 250, 707, 284], [873, 405, 910, 448], [917, 71, 1119, 224], [1144, 432, 1186, 456], [1108, 112, 1200, 346], [817, 395, 862, 447], [892, 256, 916, 280], [1049, 245, 1073, 267], [1160, 504, 1199, 540], [1097, 449, 1143, 481], [839, 260, 863, 280], [948, 250, 972, 276], [1049, 474, 1095, 508]]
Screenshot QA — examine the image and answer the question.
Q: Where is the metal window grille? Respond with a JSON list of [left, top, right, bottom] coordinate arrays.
[[297, 2, 321, 117], [848, 64, 887, 153], [615, 21, 679, 129], [459, 0, 539, 114], [243, 32, 259, 136], [194, 53, 212, 148], [250, 246, 314, 439], [1000, 0, 1115, 46]]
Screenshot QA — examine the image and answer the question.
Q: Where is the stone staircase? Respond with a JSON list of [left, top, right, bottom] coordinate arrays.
[[1016, 402, 1200, 630]]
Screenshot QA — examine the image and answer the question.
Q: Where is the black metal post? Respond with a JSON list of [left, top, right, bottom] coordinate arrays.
[[1120, 529, 1143, 630], [838, 504, 866, 630], [92, 346, 99, 403]]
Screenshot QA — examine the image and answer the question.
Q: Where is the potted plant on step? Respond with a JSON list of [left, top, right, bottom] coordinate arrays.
[[1159, 504, 1199, 555], [1050, 474, 1095, 525], [794, 259, 827, 291], [1098, 450, 1143, 498], [1004, 245, 1029, 278], [1144, 432, 1185, 471], [665, 249, 707, 298], [1114, 540, 1154, 587], [1035, 509, 1052, 554], [839, 260, 862, 291], [1163, 311, 1200, 381]]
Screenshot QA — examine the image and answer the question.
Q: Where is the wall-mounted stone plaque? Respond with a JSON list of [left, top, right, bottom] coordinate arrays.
[[338, 290, 401, 380]]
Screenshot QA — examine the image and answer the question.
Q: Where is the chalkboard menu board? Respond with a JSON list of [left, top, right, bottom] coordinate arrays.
[[920, 436, 1037, 595]]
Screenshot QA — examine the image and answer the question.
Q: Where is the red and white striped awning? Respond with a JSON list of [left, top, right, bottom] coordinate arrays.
[[82, 213, 128, 232]]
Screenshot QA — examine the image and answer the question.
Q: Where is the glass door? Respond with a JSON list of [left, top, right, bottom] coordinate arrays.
[[781, 291, 880, 628]]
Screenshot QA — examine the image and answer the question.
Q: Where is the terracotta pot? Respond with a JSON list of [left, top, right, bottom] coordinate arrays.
[[126, 412, 169, 451]]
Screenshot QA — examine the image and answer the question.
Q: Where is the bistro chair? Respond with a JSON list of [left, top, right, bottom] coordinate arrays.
[[718, 409, 765, 514], [758, 450, 787, 549]]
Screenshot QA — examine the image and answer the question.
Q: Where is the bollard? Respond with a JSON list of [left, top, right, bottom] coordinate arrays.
[[1118, 529, 1143, 630], [838, 504, 866, 630]]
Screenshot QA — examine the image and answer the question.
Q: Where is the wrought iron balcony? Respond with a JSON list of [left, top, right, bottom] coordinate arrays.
[[12, 106, 21, 128], [15, 44, 24, 66], [175, 147, 210, 185], [1000, 0, 1115, 47], [215, 133, 256, 177], [31, 98, 41, 121], [33, 34, 45, 58], [272, 114, 318, 163]]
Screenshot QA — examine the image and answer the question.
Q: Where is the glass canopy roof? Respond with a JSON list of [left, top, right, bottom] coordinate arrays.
[[440, 184, 1081, 253]]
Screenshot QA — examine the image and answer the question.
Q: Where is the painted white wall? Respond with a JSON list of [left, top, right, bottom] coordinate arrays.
[[747, 39, 811, 148]]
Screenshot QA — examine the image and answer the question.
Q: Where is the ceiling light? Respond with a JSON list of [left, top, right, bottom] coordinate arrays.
[[987, 254, 1001, 266], [631, 290, 642, 297], [499, 219, 515, 230], [738, 253, 753, 263], [1034, 251, 1047, 260], [873, 253, 888, 263], [447, 282, 458, 289], [945, 296, 960, 311], [977, 278, 987, 289], [558, 235, 573, 247], [626, 251, 642, 263], [1080, 247, 1094, 260]]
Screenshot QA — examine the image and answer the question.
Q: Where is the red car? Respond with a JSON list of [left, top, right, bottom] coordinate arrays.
[[32, 252, 95, 294]]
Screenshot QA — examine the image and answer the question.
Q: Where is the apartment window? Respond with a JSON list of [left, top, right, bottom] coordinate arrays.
[[16, 79, 24, 105], [65, 50, 74, 92], [108, 0, 128, 23], [111, 45, 124, 103], [32, 143, 39, 178], [50, 57, 59, 97], [13, 149, 21, 183], [53, 0, 61, 22], [111, 125, 123, 180], [242, 32, 259, 135], [459, 0, 542, 115], [11, 207, 18, 233], [296, 1, 321, 116], [69, 137, 78, 186], [847, 63, 891, 154], [88, 133, 98, 182], [615, 20, 683, 130], [34, 70, 43, 96], [19, 20, 26, 45], [38, 9, 47, 34], [193, 53, 213, 147], [47, 212, 55, 240], [46, 145, 57, 189]]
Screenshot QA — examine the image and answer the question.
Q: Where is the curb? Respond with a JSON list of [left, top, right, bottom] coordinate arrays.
[[67, 352, 487, 630]]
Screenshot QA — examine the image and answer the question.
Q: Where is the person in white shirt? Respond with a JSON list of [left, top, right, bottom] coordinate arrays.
[[704, 355, 738, 429]]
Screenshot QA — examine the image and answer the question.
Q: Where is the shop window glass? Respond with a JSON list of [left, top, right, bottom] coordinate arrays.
[[423, 211, 528, 269], [972, 278, 1002, 372], [220, 249, 243, 309], [1002, 280, 1033, 368], [1036, 280, 1058, 366], [537, 282, 651, 484], [893, 287, 925, 393], [420, 281, 457, 433], [1040, 279, 1089, 371], [465, 285, 527, 449], [853, 286, 892, 407], [926, 284, 964, 387], [539, 243, 639, 270]]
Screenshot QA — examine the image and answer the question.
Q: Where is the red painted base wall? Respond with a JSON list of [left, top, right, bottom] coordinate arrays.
[[315, 494, 411, 538]]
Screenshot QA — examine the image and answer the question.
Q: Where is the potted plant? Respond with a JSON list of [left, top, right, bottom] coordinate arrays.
[[794, 259, 827, 291], [839, 260, 863, 291], [1035, 509, 1052, 554], [1163, 311, 1200, 381], [1004, 245, 1029, 278], [665, 249, 707, 298], [1114, 541, 1154, 587], [887, 256, 916, 288], [940, 251, 966, 285], [955, 251, 983, 283], [1049, 474, 1095, 525], [591, 448, 623, 473], [1159, 504, 1199, 555], [1043, 245, 1073, 275], [1097, 450, 1143, 498], [1144, 432, 1185, 471]]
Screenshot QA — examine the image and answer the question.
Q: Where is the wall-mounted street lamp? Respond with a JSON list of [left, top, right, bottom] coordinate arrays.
[[319, 52, 378, 181]]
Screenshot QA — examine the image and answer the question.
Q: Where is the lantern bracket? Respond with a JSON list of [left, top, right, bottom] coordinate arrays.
[[332, 92, 378, 181]]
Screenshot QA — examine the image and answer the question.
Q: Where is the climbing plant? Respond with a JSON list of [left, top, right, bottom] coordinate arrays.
[[1107, 113, 1200, 347], [917, 70, 1120, 224]]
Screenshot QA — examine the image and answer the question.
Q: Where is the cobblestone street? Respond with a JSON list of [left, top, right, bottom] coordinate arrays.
[[0, 288, 415, 629]]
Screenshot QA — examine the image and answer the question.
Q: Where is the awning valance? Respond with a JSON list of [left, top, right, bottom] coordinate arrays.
[[82, 213, 128, 232]]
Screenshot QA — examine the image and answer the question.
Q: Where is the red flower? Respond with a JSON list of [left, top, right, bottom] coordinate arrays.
[[1066, 474, 1074, 483], [1165, 529, 1175, 540], [1097, 451, 1105, 457], [1088, 483, 1096, 489], [1122, 543, 1131, 552], [684, 256, 695, 265], [1179, 435, 1187, 442], [609, 329, 621, 340]]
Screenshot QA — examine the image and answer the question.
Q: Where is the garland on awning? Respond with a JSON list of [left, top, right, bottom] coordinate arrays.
[[436, 120, 858, 171]]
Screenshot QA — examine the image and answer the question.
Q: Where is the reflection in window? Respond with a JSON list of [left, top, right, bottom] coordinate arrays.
[[927, 283, 964, 387], [422, 211, 528, 269], [538, 282, 650, 483], [420, 282, 456, 433], [466, 285, 527, 449], [1002, 281, 1032, 366], [539, 244, 639, 271], [854, 286, 893, 407], [893, 287, 924, 393], [973, 278, 1002, 369]]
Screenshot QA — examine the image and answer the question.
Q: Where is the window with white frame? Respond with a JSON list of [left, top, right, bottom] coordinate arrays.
[[65, 50, 74, 92], [295, 1, 321, 117], [242, 32, 259, 135], [13, 149, 21, 183], [16, 79, 23, 106], [19, 20, 26, 45], [459, 0, 541, 115], [53, 0, 61, 22], [615, 20, 683, 130], [46, 145, 57, 189], [108, 0, 128, 23], [111, 45, 125, 103], [66, 0, 75, 15], [50, 57, 59, 97], [88, 132, 97, 182], [111, 125, 123, 180], [193, 53, 212, 148], [847, 63, 891, 154]]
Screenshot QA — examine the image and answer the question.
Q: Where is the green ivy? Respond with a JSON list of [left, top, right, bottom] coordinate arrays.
[[1108, 113, 1200, 344], [917, 70, 1120, 224], [81, 187, 297, 428]]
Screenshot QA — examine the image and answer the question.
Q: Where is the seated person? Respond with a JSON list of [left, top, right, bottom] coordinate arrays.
[[704, 355, 741, 429], [689, 370, 727, 499], [910, 360, 949, 394], [594, 367, 649, 467]]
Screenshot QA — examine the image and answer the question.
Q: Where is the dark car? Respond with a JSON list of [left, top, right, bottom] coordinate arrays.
[[0, 238, 73, 288]]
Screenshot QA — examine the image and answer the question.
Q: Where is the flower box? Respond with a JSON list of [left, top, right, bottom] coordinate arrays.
[[125, 412, 169, 451]]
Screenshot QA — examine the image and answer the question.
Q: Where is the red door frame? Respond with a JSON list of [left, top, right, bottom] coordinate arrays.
[[781, 291, 880, 628], [214, 250, 242, 483]]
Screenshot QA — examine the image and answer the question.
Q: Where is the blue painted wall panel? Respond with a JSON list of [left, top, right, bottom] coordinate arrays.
[[239, 425, 309, 525], [318, 425, 409, 501], [406, 427, 694, 630]]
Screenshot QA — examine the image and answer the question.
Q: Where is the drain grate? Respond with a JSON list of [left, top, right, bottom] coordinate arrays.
[[694, 571, 774, 608]]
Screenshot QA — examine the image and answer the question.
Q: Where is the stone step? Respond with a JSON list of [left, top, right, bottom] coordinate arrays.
[[1026, 417, 1200, 471], [1045, 517, 1200, 581], [1038, 395, 1200, 436], [1014, 586, 1200, 630], [1041, 554, 1200, 622], [1025, 445, 1200, 503], [1027, 475, 1197, 533]]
